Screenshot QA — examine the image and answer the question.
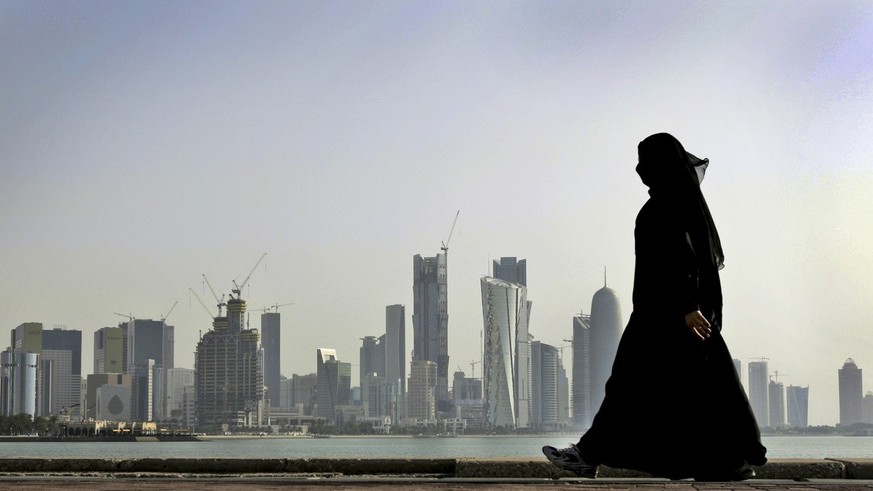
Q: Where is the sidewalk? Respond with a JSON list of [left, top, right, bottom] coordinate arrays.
[[1, 458, 873, 490], [2, 476, 873, 491]]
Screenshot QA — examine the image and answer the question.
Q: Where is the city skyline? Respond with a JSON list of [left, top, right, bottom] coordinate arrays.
[[3, 1, 873, 427]]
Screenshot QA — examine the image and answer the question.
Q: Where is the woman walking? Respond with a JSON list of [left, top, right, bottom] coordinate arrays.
[[543, 133, 767, 481]]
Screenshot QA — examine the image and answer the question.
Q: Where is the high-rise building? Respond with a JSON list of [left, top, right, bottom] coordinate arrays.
[[748, 360, 769, 427], [492, 257, 527, 286], [412, 253, 449, 408], [315, 348, 351, 423], [94, 327, 124, 374], [557, 362, 570, 424], [384, 304, 406, 419], [571, 314, 591, 428], [768, 379, 785, 428], [195, 297, 267, 430], [359, 336, 383, 383], [531, 340, 560, 430], [121, 319, 174, 373], [159, 367, 195, 421], [291, 373, 317, 415], [42, 327, 82, 420], [0, 350, 39, 417], [864, 392, 873, 425], [480, 277, 530, 429], [786, 385, 809, 428], [406, 360, 437, 422], [452, 370, 482, 401], [260, 312, 281, 409], [589, 285, 622, 415], [839, 358, 863, 427]]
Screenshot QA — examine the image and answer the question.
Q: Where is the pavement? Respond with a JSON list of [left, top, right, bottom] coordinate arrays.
[[2, 476, 873, 491], [1, 458, 873, 490]]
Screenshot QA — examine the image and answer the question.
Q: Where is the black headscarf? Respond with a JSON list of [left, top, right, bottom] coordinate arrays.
[[635, 133, 724, 273]]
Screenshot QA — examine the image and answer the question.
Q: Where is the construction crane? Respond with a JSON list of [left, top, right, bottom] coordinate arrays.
[[161, 300, 179, 322], [231, 252, 267, 299], [441, 210, 460, 253], [113, 312, 134, 323], [251, 302, 294, 314], [202, 274, 226, 316], [188, 288, 216, 321], [470, 360, 481, 380]]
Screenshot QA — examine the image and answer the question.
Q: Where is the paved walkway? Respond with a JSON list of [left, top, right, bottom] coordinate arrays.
[[2, 477, 873, 491]]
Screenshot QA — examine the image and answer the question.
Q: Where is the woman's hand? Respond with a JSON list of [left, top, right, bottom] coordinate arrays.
[[685, 310, 712, 341]]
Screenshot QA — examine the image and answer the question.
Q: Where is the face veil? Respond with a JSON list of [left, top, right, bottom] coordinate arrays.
[[636, 133, 724, 272]]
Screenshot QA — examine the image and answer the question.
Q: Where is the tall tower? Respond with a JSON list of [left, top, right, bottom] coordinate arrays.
[[412, 253, 449, 408], [480, 277, 530, 429], [195, 297, 266, 430], [571, 314, 591, 428], [94, 327, 124, 374], [315, 348, 351, 423], [384, 304, 406, 420], [768, 378, 785, 428], [839, 358, 863, 427], [531, 340, 559, 429], [260, 312, 281, 409], [786, 385, 809, 428], [42, 327, 82, 420], [589, 285, 622, 415], [748, 360, 769, 427], [407, 360, 437, 421]]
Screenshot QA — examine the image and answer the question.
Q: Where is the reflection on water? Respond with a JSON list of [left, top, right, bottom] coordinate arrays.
[[0, 435, 870, 459]]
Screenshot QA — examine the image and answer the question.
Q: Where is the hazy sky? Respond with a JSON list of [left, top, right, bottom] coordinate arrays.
[[2, 1, 872, 426]]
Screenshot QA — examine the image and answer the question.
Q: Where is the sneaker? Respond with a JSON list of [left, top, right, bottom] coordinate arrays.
[[542, 444, 597, 478]]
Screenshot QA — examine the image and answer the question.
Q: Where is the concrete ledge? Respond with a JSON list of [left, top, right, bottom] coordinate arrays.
[[829, 459, 873, 479], [0, 458, 861, 480]]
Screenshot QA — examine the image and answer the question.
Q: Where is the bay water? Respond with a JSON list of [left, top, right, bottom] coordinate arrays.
[[0, 435, 870, 460]]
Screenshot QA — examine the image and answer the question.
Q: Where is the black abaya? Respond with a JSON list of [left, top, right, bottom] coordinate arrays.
[[576, 135, 766, 479]]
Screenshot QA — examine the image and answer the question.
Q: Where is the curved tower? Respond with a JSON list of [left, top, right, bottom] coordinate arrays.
[[589, 285, 623, 415], [480, 277, 531, 429]]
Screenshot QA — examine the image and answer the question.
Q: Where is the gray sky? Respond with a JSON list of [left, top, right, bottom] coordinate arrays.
[[2, 0, 872, 426]]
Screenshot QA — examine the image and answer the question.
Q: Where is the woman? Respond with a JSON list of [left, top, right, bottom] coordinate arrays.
[[543, 133, 767, 481]]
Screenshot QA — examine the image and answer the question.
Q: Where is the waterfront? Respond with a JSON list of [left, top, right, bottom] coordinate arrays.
[[0, 435, 870, 460]]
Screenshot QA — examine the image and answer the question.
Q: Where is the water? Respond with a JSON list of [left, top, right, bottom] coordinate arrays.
[[0, 435, 870, 459]]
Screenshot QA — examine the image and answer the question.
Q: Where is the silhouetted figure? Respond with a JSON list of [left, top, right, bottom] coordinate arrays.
[[543, 133, 767, 481]]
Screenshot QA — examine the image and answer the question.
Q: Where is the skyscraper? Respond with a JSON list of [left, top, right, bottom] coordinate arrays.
[[94, 327, 124, 374], [121, 319, 174, 373], [839, 358, 863, 427], [412, 253, 449, 408], [480, 277, 530, 429], [748, 360, 769, 427], [195, 296, 267, 429], [260, 312, 281, 409], [768, 379, 785, 428], [121, 319, 174, 422], [571, 313, 591, 428], [407, 360, 437, 422], [531, 340, 560, 430], [315, 348, 351, 423], [0, 350, 39, 417], [589, 285, 622, 415], [384, 304, 406, 419], [42, 327, 82, 420], [786, 385, 809, 428]]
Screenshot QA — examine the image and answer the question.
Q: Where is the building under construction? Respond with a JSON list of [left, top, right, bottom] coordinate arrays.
[[194, 256, 268, 432]]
